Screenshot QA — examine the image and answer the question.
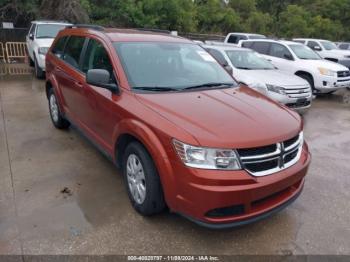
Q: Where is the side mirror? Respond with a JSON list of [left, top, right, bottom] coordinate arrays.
[[313, 46, 322, 51], [284, 54, 294, 60], [86, 69, 119, 94], [29, 34, 34, 40]]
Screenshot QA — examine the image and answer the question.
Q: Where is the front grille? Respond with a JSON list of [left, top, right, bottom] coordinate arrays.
[[337, 71, 350, 78], [237, 144, 277, 157], [286, 100, 311, 109], [205, 204, 245, 218], [284, 86, 311, 99], [238, 132, 303, 177]]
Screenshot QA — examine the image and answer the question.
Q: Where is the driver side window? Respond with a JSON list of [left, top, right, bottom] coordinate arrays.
[[269, 43, 293, 60], [307, 41, 321, 50], [82, 38, 114, 77]]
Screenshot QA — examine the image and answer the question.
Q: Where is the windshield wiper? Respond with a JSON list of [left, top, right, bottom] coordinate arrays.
[[133, 86, 179, 92], [182, 82, 234, 90], [236, 67, 253, 70]]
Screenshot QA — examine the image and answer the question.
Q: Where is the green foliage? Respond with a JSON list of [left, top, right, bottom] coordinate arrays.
[[2, 0, 350, 40]]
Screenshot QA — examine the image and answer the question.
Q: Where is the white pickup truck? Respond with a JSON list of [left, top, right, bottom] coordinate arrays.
[[26, 20, 72, 78], [293, 38, 350, 69], [240, 39, 350, 94], [224, 32, 266, 45]]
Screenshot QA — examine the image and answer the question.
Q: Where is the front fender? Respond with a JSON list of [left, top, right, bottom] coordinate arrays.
[[112, 119, 177, 209], [46, 72, 66, 114]]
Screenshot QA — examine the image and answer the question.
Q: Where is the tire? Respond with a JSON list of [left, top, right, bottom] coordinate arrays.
[[347, 87, 350, 91], [48, 88, 70, 129], [28, 57, 34, 67], [34, 55, 45, 79], [297, 73, 316, 94], [122, 142, 166, 216]]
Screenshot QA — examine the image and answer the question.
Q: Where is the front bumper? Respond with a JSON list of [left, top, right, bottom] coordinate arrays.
[[36, 53, 46, 71], [314, 74, 350, 92], [170, 145, 311, 228]]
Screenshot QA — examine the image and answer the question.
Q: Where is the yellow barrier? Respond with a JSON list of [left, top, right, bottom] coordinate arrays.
[[0, 42, 5, 62], [0, 65, 6, 75], [5, 42, 27, 63]]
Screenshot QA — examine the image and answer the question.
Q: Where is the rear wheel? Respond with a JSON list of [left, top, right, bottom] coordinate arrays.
[[122, 142, 166, 216], [48, 88, 70, 129]]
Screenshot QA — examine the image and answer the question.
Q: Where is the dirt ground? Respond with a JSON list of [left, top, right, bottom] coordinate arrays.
[[0, 64, 349, 255]]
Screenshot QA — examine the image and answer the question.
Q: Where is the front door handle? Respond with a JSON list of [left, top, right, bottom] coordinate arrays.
[[75, 81, 83, 88]]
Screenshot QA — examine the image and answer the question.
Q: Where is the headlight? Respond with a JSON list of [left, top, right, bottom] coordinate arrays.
[[318, 67, 336, 76], [266, 84, 286, 95], [250, 82, 268, 94], [172, 139, 241, 170], [38, 47, 49, 55]]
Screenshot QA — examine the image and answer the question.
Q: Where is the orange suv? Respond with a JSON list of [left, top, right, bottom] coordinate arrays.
[[45, 25, 311, 228]]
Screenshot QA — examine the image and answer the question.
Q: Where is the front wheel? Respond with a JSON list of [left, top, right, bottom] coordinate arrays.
[[123, 142, 166, 216], [48, 88, 70, 129], [298, 74, 316, 94]]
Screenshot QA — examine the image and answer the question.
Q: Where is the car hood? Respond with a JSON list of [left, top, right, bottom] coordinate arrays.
[[300, 59, 349, 71], [237, 69, 309, 88], [324, 49, 350, 58], [135, 87, 301, 149], [34, 38, 55, 48]]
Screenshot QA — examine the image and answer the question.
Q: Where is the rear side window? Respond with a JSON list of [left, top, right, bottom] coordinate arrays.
[[82, 38, 113, 76], [227, 35, 238, 44], [63, 36, 86, 69], [294, 40, 305, 44], [241, 41, 254, 48], [206, 48, 227, 65], [307, 41, 321, 50], [251, 42, 270, 54], [51, 36, 68, 58], [269, 43, 293, 60]]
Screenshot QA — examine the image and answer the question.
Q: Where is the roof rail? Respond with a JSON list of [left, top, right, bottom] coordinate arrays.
[[136, 28, 171, 34], [68, 24, 105, 31], [33, 20, 70, 23]]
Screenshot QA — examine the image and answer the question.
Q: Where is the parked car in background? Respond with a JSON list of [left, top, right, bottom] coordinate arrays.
[[203, 44, 312, 112], [45, 26, 310, 228], [337, 42, 350, 50], [26, 20, 72, 78], [224, 32, 266, 45], [293, 38, 350, 69], [240, 39, 350, 94]]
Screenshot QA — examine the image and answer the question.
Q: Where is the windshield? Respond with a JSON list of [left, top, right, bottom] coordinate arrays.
[[36, 24, 67, 39], [288, 44, 321, 60], [320, 41, 338, 50], [225, 50, 275, 70], [114, 42, 236, 91]]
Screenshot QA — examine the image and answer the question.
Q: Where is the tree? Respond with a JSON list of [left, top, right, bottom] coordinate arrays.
[[195, 0, 241, 33], [39, 0, 89, 23], [278, 5, 312, 38]]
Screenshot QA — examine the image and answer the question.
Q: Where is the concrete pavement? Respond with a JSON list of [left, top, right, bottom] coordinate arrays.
[[0, 64, 349, 255]]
